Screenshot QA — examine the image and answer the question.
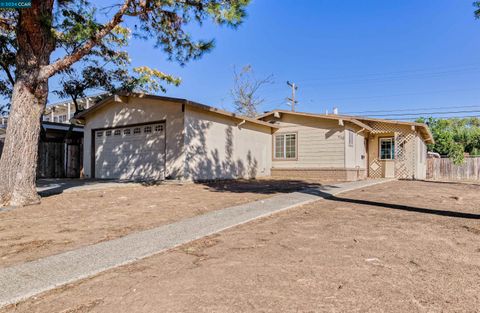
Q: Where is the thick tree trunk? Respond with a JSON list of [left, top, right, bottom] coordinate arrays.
[[0, 0, 54, 207], [0, 82, 46, 206]]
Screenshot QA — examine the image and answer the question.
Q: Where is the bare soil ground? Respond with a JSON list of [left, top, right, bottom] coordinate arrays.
[[3, 180, 480, 313], [0, 179, 320, 268]]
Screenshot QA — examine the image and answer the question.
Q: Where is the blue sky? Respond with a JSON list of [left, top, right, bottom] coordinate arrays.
[[50, 0, 480, 119]]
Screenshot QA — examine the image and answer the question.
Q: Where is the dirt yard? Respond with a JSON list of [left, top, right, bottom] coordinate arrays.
[[0, 179, 320, 268], [3, 180, 479, 313]]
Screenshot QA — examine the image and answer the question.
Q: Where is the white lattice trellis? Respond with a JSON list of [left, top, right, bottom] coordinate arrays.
[[368, 122, 416, 179], [369, 158, 383, 178]]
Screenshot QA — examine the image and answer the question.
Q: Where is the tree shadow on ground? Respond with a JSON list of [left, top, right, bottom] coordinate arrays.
[[414, 179, 480, 187], [314, 192, 480, 220], [199, 179, 332, 195]]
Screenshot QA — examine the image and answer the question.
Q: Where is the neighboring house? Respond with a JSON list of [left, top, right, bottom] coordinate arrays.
[[257, 110, 433, 180], [0, 96, 98, 178], [75, 93, 433, 182], [43, 93, 106, 124], [74, 94, 276, 181]]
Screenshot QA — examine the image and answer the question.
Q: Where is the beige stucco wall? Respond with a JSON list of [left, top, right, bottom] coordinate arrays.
[[183, 106, 272, 180], [268, 114, 346, 169], [82, 97, 185, 179]]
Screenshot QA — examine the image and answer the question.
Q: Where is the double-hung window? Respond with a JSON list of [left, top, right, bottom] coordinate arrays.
[[274, 133, 297, 159], [379, 137, 394, 160]]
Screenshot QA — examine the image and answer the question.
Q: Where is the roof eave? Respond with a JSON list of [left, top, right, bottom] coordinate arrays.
[[74, 94, 279, 130], [185, 101, 279, 129], [348, 119, 373, 132]]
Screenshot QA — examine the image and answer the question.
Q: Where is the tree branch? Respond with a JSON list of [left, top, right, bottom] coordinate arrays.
[[39, 0, 134, 81], [0, 17, 15, 32], [0, 62, 15, 85]]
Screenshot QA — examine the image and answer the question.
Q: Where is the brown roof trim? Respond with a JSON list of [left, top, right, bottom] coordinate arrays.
[[350, 119, 373, 132], [74, 93, 278, 129], [74, 94, 185, 119], [258, 110, 434, 143], [257, 110, 373, 132], [184, 100, 278, 129]]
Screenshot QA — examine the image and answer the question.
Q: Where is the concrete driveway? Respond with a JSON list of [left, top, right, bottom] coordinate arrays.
[[36, 179, 142, 196]]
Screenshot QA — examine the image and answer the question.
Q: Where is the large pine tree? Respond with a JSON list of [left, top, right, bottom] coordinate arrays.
[[0, 0, 249, 207]]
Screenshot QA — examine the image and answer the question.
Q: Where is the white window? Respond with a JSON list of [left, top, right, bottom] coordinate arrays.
[[348, 130, 354, 147], [379, 137, 394, 160], [154, 124, 163, 132], [114, 129, 121, 136], [124, 128, 131, 135], [274, 133, 297, 159], [96, 131, 103, 138], [144, 126, 152, 133], [105, 130, 112, 136], [133, 127, 141, 134]]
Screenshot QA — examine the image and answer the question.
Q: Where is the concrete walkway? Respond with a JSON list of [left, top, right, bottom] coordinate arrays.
[[0, 179, 393, 307]]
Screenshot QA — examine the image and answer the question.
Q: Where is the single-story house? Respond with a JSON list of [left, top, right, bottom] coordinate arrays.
[[74, 94, 276, 181], [257, 110, 433, 181], [74, 94, 433, 182]]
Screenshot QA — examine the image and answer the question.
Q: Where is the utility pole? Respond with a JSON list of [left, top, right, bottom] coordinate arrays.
[[286, 81, 298, 111]]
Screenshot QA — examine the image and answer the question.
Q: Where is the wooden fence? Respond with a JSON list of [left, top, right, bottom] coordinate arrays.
[[427, 157, 480, 181], [37, 142, 82, 178]]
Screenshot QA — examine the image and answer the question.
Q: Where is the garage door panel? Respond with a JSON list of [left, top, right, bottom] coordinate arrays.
[[94, 122, 165, 180]]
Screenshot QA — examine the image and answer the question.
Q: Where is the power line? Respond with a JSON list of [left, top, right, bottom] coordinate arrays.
[[317, 87, 480, 103], [344, 104, 480, 115], [296, 69, 480, 89], [261, 97, 289, 107], [354, 109, 480, 118], [296, 63, 480, 82], [297, 63, 480, 83], [392, 115, 480, 121], [260, 64, 480, 92]]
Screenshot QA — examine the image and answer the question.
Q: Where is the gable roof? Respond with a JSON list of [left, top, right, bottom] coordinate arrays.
[[74, 93, 278, 130], [258, 110, 434, 144]]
